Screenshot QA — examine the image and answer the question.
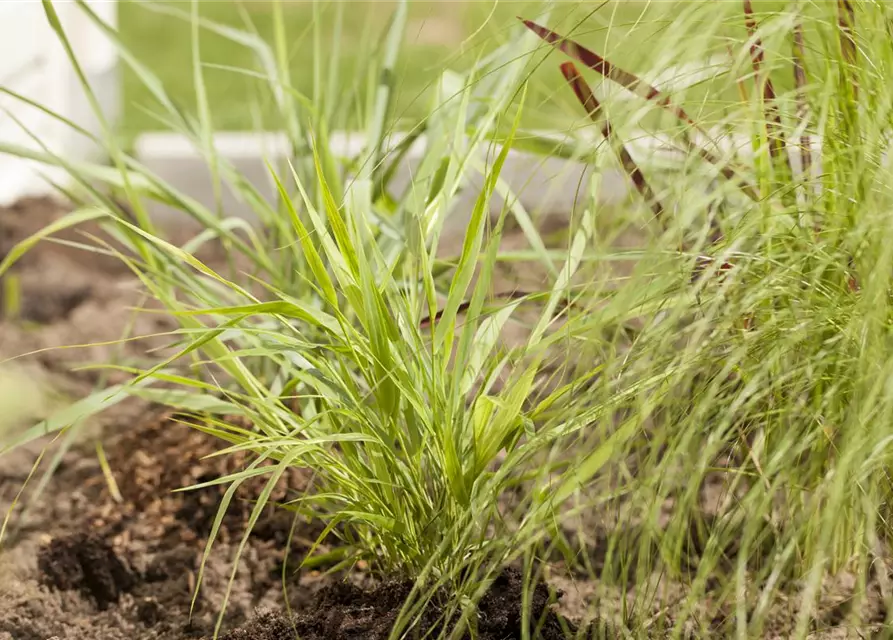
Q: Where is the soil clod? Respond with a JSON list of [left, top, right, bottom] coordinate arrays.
[[476, 567, 568, 639], [135, 597, 162, 626], [219, 608, 297, 640], [37, 531, 136, 610], [223, 567, 571, 640], [17, 281, 91, 323]]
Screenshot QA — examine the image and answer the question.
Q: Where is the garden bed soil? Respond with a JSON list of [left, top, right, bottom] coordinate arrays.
[[1, 197, 890, 639], [1, 406, 574, 639], [1, 403, 570, 639]]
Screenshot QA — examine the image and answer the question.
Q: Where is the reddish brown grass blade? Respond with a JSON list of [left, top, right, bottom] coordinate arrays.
[[419, 290, 532, 328], [522, 17, 759, 202], [691, 256, 735, 284], [792, 21, 812, 176], [838, 1, 857, 64], [838, 0, 858, 98], [742, 0, 790, 169], [560, 61, 664, 221], [418, 290, 582, 328], [522, 17, 700, 129], [847, 256, 860, 293]]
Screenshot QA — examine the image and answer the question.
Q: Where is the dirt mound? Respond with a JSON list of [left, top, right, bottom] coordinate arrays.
[[222, 567, 572, 640], [3, 408, 580, 640], [217, 609, 296, 640], [38, 532, 136, 610]]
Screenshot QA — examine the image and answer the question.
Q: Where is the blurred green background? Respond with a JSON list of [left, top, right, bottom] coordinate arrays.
[[121, 1, 521, 135], [117, 0, 683, 137], [118, 0, 796, 138]]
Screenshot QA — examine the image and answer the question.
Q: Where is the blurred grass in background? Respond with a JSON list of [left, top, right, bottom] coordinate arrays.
[[117, 0, 699, 137], [119, 0, 530, 135], [118, 0, 795, 139]]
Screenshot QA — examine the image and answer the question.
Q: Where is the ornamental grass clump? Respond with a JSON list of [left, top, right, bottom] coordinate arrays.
[[513, 0, 893, 635], [0, 1, 611, 636]]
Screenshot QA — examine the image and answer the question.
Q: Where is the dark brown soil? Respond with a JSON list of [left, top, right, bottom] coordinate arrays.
[[222, 568, 570, 640], [2, 406, 578, 639], [38, 532, 137, 610], [0, 406, 328, 640], [86, 411, 313, 549]]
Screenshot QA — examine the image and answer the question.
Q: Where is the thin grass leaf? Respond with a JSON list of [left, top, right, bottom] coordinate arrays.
[[0, 381, 153, 455], [0, 139, 272, 272], [460, 299, 525, 398], [475, 156, 559, 279], [50, 0, 158, 242], [432, 94, 522, 354], [311, 142, 360, 280], [1, 272, 21, 319], [358, 0, 408, 197], [77, 364, 229, 395], [268, 162, 338, 308], [375, 124, 427, 205], [0, 445, 48, 547], [529, 172, 597, 347], [189, 452, 272, 624], [127, 389, 244, 415], [473, 361, 540, 479], [0, 86, 96, 140], [492, 129, 598, 164], [77, 0, 295, 234], [177, 300, 340, 335], [131, 0, 278, 93], [190, 0, 223, 221], [270, 0, 303, 150], [1, 107, 151, 232], [95, 441, 123, 503]]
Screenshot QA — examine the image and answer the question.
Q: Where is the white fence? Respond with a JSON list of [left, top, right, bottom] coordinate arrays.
[[0, 1, 117, 205]]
